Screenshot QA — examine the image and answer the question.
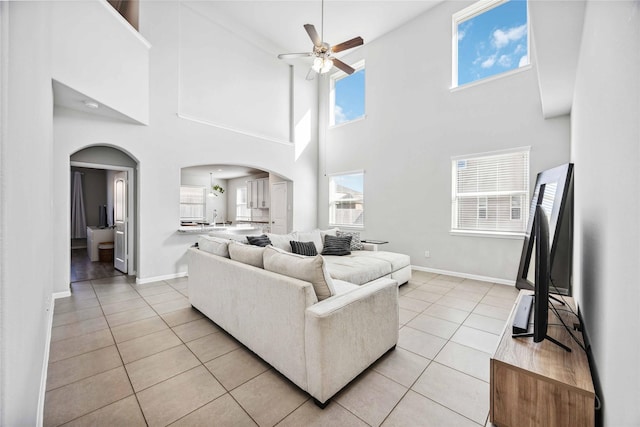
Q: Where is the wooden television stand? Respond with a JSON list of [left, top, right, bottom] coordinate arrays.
[[490, 290, 595, 427]]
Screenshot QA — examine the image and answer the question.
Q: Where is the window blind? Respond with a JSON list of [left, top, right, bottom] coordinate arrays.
[[452, 149, 529, 233], [180, 186, 206, 220], [329, 172, 364, 227]]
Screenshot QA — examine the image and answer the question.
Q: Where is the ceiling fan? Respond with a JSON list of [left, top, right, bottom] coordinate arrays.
[[277, 0, 363, 80]]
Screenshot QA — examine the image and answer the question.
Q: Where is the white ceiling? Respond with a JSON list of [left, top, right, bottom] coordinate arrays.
[[185, 1, 444, 60]]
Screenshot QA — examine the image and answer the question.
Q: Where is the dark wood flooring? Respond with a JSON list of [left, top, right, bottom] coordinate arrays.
[[70, 247, 124, 283]]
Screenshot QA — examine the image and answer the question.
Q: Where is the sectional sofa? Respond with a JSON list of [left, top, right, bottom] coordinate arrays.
[[187, 229, 411, 405]]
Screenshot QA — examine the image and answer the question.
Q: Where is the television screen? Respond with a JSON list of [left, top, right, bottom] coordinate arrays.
[[516, 163, 573, 294]]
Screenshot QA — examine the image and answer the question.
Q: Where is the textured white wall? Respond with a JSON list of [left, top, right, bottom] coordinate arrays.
[[0, 2, 54, 424], [571, 1, 640, 425], [318, 0, 570, 282]]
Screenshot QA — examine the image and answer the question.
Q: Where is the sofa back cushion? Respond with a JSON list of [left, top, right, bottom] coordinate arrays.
[[296, 229, 323, 253], [266, 232, 298, 252], [198, 236, 230, 258], [263, 246, 335, 301], [228, 241, 265, 268]]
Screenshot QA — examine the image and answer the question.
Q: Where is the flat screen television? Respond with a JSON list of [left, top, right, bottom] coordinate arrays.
[[533, 203, 550, 343], [516, 163, 574, 295]]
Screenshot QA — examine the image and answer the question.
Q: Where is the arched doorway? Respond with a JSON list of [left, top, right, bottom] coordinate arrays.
[[69, 146, 138, 282]]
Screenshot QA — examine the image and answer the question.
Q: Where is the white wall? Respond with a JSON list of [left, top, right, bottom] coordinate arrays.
[[51, 0, 318, 290], [178, 3, 290, 142], [51, 0, 150, 124], [318, 0, 570, 282], [571, 1, 640, 425], [0, 2, 54, 424]]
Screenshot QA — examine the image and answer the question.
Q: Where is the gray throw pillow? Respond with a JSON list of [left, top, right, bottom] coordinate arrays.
[[321, 235, 352, 256], [290, 241, 318, 256], [337, 230, 364, 250]]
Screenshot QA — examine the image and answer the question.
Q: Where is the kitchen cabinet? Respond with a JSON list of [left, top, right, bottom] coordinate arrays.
[[247, 178, 269, 209]]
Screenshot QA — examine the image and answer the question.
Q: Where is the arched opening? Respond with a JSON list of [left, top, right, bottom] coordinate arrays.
[[69, 145, 138, 282], [180, 164, 293, 235]]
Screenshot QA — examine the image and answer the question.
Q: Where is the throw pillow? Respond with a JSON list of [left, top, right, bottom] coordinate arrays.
[[337, 230, 364, 250], [266, 232, 298, 252], [246, 234, 272, 247], [290, 240, 318, 256], [263, 246, 335, 301], [321, 234, 352, 256], [296, 229, 323, 253], [228, 241, 265, 268], [197, 236, 230, 258]]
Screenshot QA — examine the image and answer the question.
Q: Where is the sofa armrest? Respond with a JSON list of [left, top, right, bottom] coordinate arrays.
[[304, 278, 399, 404], [361, 242, 378, 251]]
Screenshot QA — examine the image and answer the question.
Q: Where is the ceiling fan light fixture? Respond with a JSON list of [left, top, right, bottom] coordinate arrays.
[[320, 58, 333, 74], [312, 57, 324, 72]]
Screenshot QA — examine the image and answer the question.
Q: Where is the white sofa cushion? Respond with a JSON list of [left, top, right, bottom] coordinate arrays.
[[323, 255, 392, 285], [296, 229, 324, 253], [350, 251, 411, 271], [198, 236, 230, 258], [266, 232, 298, 252], [263, 246, 335, 301], [228, 241, 265, 268]]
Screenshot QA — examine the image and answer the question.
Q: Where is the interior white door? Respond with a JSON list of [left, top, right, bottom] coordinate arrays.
[[270, 182, 288, 234], [114, 171, 128, 273]]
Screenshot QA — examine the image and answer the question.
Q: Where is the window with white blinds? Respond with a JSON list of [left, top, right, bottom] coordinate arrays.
[[236, 186, 251, 220], [329, 172, 364, 227], [452, 148, 529, 234], [180, 186, 206, 221]]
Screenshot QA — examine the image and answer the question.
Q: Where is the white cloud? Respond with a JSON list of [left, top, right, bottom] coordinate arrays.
[[334, 105, 347, 124], [498, 54, 512, 67], [458, 30, 466, 41], [481, 54, 497, 68], [492, 24, 527, 49], [518, 55, 529, 67]]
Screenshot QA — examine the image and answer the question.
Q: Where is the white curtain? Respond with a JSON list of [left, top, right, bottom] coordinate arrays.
[[71, 171, 87, 238]]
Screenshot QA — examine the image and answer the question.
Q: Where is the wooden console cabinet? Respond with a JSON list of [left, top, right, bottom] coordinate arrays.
[[490, 290, 595, 427]]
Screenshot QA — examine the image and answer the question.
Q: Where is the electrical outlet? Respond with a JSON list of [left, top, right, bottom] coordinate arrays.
[[424, 250, 431, 258]]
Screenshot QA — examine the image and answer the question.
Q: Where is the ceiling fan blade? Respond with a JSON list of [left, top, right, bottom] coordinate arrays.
[[304, 24, 322, 47], [332, 58, 356, 75], [331, 36, 364, 53], [278, 52, 313, 60], [305, 68, 316, 81]]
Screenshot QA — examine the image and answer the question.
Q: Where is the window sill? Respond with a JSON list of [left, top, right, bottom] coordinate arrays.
[[330, 224, 364, 231], [450, 229, 524, 240], [450, 64, 532, 93], [328, 115, 367, 130]]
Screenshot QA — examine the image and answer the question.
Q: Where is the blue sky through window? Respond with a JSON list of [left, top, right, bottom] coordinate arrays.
[[333, 173, 363, 193], [457, 0, 528, 86], [333, 68, 365, 125]]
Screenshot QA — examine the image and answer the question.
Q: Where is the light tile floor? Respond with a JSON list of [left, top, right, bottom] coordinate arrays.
[[44, 270, 519, 427]]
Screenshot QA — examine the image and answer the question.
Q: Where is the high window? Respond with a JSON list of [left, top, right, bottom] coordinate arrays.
[[180, 186, 206, 221], [453, 0, 529, 88], [329, 172, 364, 227], [236, 186, 251, 221], [451, 148, 529, 235], [330, 62, 365, 126]]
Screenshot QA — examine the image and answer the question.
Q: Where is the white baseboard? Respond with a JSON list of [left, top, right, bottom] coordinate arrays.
[[136, 271, 188, 285], [37, 294, 58, 425], [53, 290, 71, 299], [411, 265, 515, 286]]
